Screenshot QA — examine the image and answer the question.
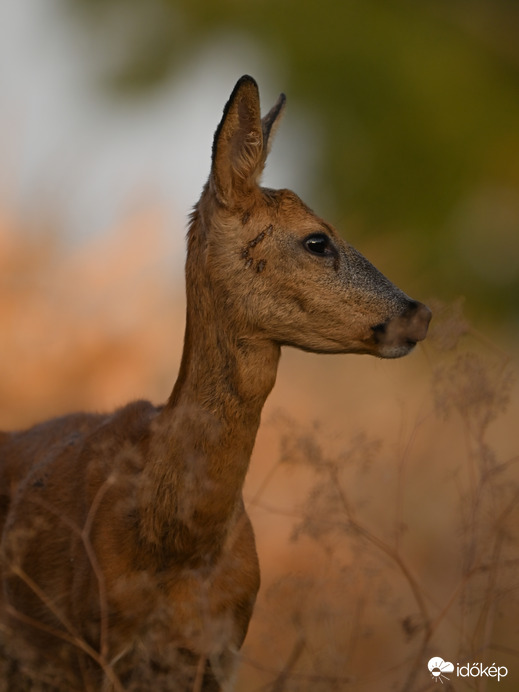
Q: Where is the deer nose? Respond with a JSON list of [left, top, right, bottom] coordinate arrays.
[[372, 300, 431, 358], [402, 300, 432, 344]]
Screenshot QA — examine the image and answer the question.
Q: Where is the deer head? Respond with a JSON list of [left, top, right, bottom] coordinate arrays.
[[186, 75, 430, 360]]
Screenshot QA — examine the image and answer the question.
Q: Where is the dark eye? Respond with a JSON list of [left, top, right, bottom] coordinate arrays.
[[304, 233, 332, 256]]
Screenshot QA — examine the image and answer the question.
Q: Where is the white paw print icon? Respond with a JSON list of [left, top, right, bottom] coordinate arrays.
[[428, 657, 454, 683]]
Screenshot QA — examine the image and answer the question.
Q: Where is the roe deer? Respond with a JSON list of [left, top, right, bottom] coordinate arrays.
[[0, 75, 431, 691]]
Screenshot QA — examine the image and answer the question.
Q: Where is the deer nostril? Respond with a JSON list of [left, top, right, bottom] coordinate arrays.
[[371, 322, 387, 344], [406, 299, 420, 313]]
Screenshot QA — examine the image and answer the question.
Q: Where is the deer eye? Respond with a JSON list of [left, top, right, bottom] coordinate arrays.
[[303, 233, 333, 256]]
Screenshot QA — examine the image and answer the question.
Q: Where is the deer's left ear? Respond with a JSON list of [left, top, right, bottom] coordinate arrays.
[[210, 76, 285, 207], [261, 91, 286, 162]]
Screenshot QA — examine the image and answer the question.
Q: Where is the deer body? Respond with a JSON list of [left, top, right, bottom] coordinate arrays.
[[0, 77, 430, 690]]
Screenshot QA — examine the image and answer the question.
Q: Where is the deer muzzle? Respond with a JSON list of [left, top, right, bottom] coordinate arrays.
[[372, 300, 432, 358]]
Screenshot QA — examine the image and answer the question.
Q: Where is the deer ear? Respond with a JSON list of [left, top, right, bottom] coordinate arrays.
[[261, 92, 286, 161], [210, 75, 265, 207]]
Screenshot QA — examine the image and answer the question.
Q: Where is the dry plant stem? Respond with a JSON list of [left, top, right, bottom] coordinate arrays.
[[81, 476, 116, 661], [252, 459, 516, 684], [457, 396, 514, 662], [473, 489, 519, 656], [10, 482, 120, 689], [473, 533, 502, 666], [192, 655, 207, 692], [429, 569, 477, 640], [31, 479, 114, 663], [269, 636, 306, 692], [8, 566, 82, 644], [459, 427, 487, 650], [248, 459, 284, 509], [469, 326, 512, 362], [327, 465, 433, 692], [395, 411, 431, 554], [2, 609, 91, 692], [240, 652, 353, 691], [426, 513, 517, 658], [485, 453, 519, 481], [330, 465, 432, 635], [5, 576, 124, 692], [346, 569, 367, 668], [5, 598, 84, 655]]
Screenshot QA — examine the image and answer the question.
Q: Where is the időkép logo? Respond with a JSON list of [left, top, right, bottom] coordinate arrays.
[[428, 657, 508, 684]]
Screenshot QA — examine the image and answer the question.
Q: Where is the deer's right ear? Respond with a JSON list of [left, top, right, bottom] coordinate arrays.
[[210, 75, 264, 207]]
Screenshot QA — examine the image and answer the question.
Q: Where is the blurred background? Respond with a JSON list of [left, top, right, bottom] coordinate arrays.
[[2, 0, 519, 328], [1, 0, 519, 690]]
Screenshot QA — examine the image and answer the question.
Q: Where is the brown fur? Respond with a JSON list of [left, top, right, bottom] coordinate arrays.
[[0, 76, 431, 690]]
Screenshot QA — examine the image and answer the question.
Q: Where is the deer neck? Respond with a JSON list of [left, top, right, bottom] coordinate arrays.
[[141, 277, 280, 560]]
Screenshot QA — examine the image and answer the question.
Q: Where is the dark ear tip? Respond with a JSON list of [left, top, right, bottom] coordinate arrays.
[[232, 75, 259, 99], [236, 74, 258, 88], [276, 93, 287, 114], [210, 75, 265, 200]]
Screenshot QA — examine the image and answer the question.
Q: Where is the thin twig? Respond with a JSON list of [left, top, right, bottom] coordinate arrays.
[[269, 636, 306, 692]]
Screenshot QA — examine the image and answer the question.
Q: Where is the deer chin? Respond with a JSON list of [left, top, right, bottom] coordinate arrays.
[[374, 341, 418, 359]]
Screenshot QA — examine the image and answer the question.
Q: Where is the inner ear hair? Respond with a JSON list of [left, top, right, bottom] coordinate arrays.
[[210, 76, 267, 206]]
